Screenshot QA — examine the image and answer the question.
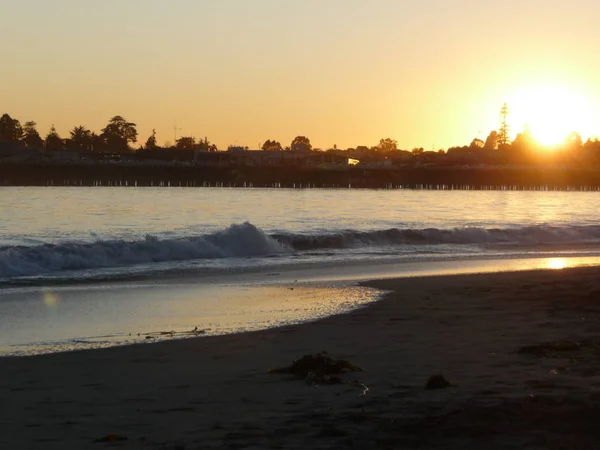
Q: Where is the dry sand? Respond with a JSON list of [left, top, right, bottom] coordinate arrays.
[[3, 266, 600, 449]]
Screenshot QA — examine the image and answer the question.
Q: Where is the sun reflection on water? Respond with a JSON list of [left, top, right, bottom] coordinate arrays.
[[546, 258, 567, 270]]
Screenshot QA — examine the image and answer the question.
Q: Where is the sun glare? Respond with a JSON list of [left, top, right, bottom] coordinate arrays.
[[508, 84, 596, 148], [546, 258, 567, 270]]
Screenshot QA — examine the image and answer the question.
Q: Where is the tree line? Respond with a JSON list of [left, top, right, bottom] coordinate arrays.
[[2, 111, 600, 167], [0, 114, 140, 153], [0, 112, 400, 155]]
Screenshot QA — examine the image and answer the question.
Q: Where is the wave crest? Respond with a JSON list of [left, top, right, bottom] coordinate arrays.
[[272, 225, 600, 250], [0, 222, 287, 278], [3, 223, 600, 279]]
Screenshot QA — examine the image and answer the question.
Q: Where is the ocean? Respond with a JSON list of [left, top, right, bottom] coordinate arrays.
[[2, 186, 600, 355]]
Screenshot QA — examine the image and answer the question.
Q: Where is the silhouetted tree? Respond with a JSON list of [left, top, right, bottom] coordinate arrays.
[[291, 136, 311, 152], [411, 147, 424, 155], [0, 113, 23, 143], [583, 136, 600, 150], [564, 131, 583, 150], [22, 121, 44, 148], [582, 136, 600, 163], [195, 137, 217, 151], [101, 116, 137, 152], [262, 139, 283, 151], [144, 129, 158, 149], [176, 136, 195, 150], [509, 126, 536, 163], [483, 130, 498, 150], [378, 138, 398, 152], [470, 138, 484, 149], [69, 125, 92, 151], [45, 125, 64, 151], [498, 103, 510, 146], [89, 132, 105, 152]]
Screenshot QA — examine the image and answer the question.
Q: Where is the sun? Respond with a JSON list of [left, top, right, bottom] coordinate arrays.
[[508, 84, 596, 147]]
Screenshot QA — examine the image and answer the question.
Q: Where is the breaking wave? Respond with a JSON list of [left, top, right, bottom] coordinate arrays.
[[3, 222, 600, 279], [273, 225, 600, 250], [0, 222, 287, 278]]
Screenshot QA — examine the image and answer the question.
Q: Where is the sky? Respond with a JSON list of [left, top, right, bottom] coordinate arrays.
[[2, 0, 600, 150]]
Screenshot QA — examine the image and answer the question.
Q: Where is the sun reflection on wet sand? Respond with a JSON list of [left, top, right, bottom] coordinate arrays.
[[5, 254, 600, 356], [42, 290, 59, 307], [2, 282, 380, 356]]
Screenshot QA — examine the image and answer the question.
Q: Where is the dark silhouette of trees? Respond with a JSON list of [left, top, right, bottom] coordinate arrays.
[[470, 138, 484, 149], [89, 132, 104, 152], [22, 121, 44, 148], [508, 126, 536, 163], [582, 137, 600, 161], [101, 116, 137, 152], [0, 114, 23, 143], [176, 136, 195, 150], [584, 136, 600, 150], [45, 125, 64, 151], [262, 139, 283, 151], [68, 125, 93, 151], [144, 129, 158, 149], [565, 131, 583, 150], [291, 136, 311, 152], [498, 103, 510, 146], [483, 131, 498, 150], [5, 108, 600, 171], [378, 138, 398, 152], [194, 137, 217, 151], [559, 131, 584, 164]]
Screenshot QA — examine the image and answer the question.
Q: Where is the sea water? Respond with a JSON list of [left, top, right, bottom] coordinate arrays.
[[2, 187, 600, 355]]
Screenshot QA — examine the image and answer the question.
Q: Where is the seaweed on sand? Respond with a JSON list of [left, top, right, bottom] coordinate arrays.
[[268, 351, 363, 385]]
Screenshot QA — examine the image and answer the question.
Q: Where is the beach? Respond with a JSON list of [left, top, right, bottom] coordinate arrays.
[[3, 266, 600, 449]]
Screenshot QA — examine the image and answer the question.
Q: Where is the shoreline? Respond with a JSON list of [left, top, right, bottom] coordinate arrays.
[[4, 253, 600, 357], [5, 246, 600, 288], [4, 266, 600, 448]]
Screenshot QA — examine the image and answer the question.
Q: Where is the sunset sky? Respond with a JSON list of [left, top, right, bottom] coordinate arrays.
[[2, 0, 600, 150]]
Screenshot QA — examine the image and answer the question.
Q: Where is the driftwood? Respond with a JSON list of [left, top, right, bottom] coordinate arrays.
[[136, 327, 207, 339]]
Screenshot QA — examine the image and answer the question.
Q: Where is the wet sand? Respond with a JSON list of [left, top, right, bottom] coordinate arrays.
[[3, 266, 600, 449]]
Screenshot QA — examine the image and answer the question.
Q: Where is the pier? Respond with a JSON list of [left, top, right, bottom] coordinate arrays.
[[2, 162, 600, 191]]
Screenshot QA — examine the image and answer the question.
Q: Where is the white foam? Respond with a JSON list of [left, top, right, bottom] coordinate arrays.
[[3, 222, 600, 279], [0, 222, 288, 278]]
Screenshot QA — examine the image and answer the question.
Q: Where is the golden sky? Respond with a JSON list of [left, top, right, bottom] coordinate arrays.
[[2, 0, 599, 149]]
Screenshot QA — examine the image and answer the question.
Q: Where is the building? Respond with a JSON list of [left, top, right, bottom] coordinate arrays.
[[194, 149, 358, 169]]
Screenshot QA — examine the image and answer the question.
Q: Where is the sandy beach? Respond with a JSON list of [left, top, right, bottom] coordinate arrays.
[[3, 266, 600, 449]]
